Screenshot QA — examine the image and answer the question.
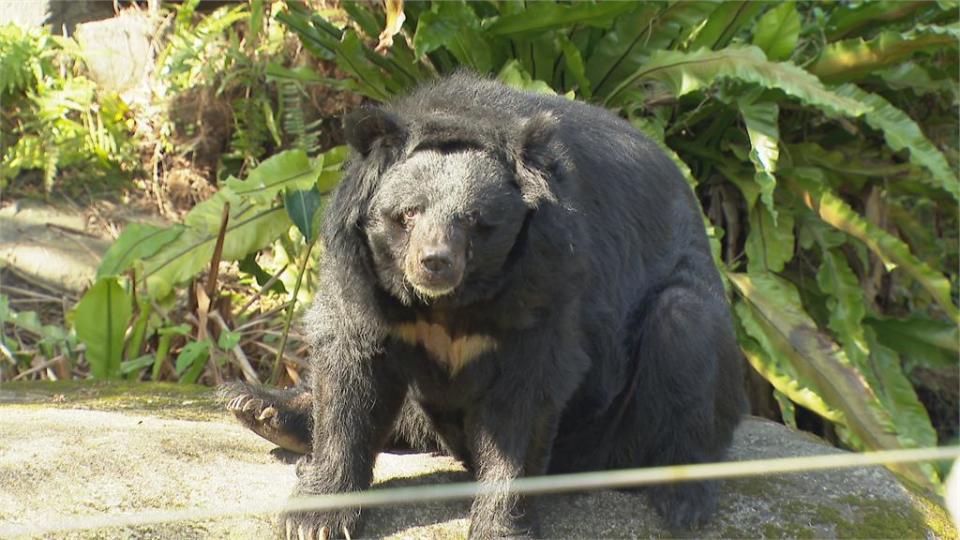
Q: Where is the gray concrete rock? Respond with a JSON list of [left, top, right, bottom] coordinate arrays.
[[0, 201, 110, 293], [0, 0, 50, 29], [73, 8, 157, 102], [0, 200, 165, 294], [0, 382, 954, 539]]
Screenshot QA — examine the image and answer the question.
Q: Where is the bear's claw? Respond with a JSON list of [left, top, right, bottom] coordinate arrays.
[[219, 382, 312, 454], [258, 406, 278, 421]]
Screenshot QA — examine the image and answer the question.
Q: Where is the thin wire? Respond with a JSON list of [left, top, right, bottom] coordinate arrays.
[[3, 446, 957, 537]]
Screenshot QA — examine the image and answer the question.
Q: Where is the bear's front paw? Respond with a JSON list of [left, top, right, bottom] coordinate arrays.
[[221, 383, 311, 454], [648, 480, 718, 530], [280, 508, 361, 540], [467, 508, 537, 539]]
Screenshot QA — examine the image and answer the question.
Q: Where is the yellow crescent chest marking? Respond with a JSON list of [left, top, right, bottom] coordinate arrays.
[[390, 321, 498, 375]]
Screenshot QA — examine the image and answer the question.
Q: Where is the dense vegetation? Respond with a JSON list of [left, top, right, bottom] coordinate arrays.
[[1, 0, 957, 494]]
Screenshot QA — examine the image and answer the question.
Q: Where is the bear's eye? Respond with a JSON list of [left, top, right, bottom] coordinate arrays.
[[396, 208, 420, 230], [464, 212, 494, 234]]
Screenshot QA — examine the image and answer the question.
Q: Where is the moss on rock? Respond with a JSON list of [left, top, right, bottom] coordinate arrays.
[[1, 380, 222, 420]]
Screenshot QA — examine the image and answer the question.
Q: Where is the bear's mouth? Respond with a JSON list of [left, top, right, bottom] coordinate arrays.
[[406, 268, 462, 299], [409, 280, 457, 299]]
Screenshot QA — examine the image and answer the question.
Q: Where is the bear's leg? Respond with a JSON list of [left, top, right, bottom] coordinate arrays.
[[221, 382, 440, 455], [620, 285, 742, 529], [220, 382, 312, 454], [463, 328, 578, 539], [281, 353, 407, 540], [465, 401, 557, 540]]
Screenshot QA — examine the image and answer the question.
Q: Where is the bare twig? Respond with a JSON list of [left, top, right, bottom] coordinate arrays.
[[206, 202, 230, 300], [271, 239, 316, 384], [45, 222, 99, 238], [192, 202, 231, 386], [0, 284, 67, 303], [13, 355, 65, 380], [253, 341, 309, 370], [236, 263, 290, 318], [210, 311, 260, 384], [233, 301, 294, 332]]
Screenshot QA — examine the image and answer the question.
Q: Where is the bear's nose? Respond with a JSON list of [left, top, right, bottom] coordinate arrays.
[[420, 248, 453, 274]]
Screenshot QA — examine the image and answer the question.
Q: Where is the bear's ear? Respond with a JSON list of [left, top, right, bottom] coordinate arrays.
[[344, 108, 405, 156], [513, 112, 559, 206]]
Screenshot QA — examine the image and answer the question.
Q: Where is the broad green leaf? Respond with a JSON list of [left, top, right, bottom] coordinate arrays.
[[644, 1, 722, 53], [745, 205, 794, 273], [413, 2, 492, 72], [152, 324, 190, 380], [141, 193, 291, 299], [786, 142, 915, 178], [73, 277, 132, 380], [275, 4, 340, 61], [336, 29, 392, 101], [607, 46, 869, 118], [866, 315, 960, 371], [773, 389, 797, 428], [483, 1, 633, 36], [498, 61, 556, 95], [225, 149, 319, 204], [863, 328, 941, 486], [1, 298, 69, 362], [340, 0, 381, 39], [738, 98, 780, 218], [690, 1, 765, 51], [864, 328, 939, 451], [585, 3, 659, 95], [318, 145, 348, 193], [126, 300, 151, 363], [121, 355, 155, 375], [97, 223, 184, 279], [556, 33, 591, 98], [718, 159, 762, 209], [825, 1, 937, 40], [510, 31, 559, 83], [238, 254, 287, 295], [285, 186, 323, 243], [728, 272, 936, 491], [789, 169, 958, 321], [265, 62, 357, 91], [888, 199, 955, 270], [109, 146, 340, 299], [834, 83, 959, 202], [816, 248, 869, 366], [175, 339, 211, 384], [736, 305, 843, 423], [877, 62, 957, 97], [811, 24, 960, 83], [218, 329, 241, 350], [586, 1, 717, 96], [3, 301, 56, 338], [751, 2, 800, 61]]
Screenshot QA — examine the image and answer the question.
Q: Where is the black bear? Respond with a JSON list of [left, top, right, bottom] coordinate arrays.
[[223, 72, 746, 539]]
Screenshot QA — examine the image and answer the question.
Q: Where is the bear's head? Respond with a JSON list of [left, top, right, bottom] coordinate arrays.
[[332, 107, 560, 306]]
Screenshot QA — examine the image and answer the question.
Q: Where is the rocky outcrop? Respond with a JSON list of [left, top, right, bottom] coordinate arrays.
[[0, 382, 954, 539]]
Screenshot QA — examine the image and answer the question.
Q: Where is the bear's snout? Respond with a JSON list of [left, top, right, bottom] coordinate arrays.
[[405, 226, 467, 298], [420, 246, 454, 274]]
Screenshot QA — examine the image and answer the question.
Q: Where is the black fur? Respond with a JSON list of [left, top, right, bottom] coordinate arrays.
[[226, 73, 745, 538]]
